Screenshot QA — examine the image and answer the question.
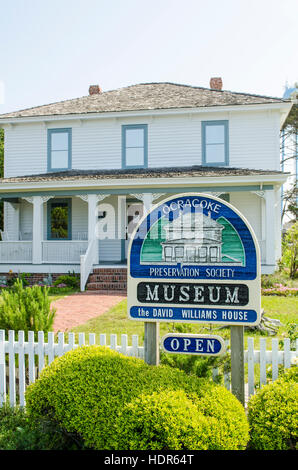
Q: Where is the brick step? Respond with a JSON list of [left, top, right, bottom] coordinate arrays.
[[81, 290, 127, 296], [92, 268, 127, 274], [88, 274, 127, 282], [87, 282, 127, 291]]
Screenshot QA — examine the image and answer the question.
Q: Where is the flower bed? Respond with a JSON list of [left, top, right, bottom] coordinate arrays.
[[262, 284, 298, 296]]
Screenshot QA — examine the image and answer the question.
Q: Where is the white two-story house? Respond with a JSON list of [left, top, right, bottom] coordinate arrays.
[[0, 78, 292, 292]]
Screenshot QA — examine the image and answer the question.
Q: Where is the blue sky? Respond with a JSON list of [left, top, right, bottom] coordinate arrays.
[[0, 0, 297, 114]]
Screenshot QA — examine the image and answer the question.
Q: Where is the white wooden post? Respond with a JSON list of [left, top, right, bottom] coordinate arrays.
[[88, 194, 98, 261], [117, 195, 127, 261], [10, 203, 20, 240], [265, 190, 276, 268], [88, 194, 97, 241], [32, 196, 43, 264], [142, 193, 153, 214]]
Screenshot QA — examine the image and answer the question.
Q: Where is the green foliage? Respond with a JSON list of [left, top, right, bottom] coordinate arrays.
[[53, 274, 79, 289], [248, 367, 298, 450], [281, 222, 298, 279], [114, 390, 216, 450], [0, 279, 56, 338], [115, 388, 248, 450], [0, 404, 83, 450], [160, 351, 228, 384], [25, 345, 249, 450]]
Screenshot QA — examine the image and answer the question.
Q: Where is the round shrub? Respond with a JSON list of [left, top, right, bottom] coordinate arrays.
[[25, 346, 249, 450], [248, 367, 298, 450], [114, 390, 219, 450]]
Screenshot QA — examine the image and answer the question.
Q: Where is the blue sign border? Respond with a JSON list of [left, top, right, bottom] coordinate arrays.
[[130, 194, 258, 281]]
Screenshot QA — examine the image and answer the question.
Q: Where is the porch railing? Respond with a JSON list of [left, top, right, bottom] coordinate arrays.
[[42, 241, 88, 264], [0, 242, 32, 263], [80, 238, 97, 291]]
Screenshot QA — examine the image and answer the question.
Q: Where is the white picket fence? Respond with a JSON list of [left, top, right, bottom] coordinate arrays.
[[0, 329, 297, 408]]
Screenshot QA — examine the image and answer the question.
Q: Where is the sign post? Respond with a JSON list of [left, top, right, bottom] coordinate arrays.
[[127, 193, 261, 401], [144, 321, 160, 365], [230, 326, 245, 405]]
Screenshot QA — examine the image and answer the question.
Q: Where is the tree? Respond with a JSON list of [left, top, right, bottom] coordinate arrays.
[[281, 86, 298, 223], [281, 221, 298, 278], [0, 128, 3, 230]]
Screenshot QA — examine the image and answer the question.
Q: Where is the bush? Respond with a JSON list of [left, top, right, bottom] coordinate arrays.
[[25, 346, 249, 450], [0, 279, 56, 338], [0, 404, 82, 450], [53, 275, 79, 289], [114, 390, 217, 450], [248, 367, 298, 450]]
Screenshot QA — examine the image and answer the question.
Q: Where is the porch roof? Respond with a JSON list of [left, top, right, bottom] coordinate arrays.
[[0, 165, 289, 199], [0, 165, 288, 184]]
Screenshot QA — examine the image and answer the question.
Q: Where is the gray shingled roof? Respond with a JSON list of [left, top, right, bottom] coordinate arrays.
[[0, 82, 289, 119], [0, 166, 287, 184]]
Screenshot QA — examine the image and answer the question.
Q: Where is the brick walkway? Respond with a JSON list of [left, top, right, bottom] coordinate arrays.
[[51, 292, 126, 333]]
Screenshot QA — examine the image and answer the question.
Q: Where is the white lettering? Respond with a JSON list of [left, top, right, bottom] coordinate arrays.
[[195, 339, 204, 352], [183, 338, 191, 351], [179, 285, 190, 302], [193, 285, 204, 302], [208, 286, 221, 303], [170, 338, 180, 351], [225, 286, 240, 304], [146, 284, 159, 301]]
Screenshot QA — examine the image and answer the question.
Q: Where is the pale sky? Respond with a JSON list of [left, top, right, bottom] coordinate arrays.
[[0, 0, 297, 114]]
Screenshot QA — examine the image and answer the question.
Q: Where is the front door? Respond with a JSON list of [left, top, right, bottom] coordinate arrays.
[[125, 202, 143, 259]]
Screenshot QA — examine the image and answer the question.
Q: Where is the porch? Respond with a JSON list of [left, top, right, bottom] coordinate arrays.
[[0, 185, 281, 290]]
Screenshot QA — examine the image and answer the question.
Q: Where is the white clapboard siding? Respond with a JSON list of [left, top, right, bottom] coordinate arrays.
[[0, 330, 296, 408], [4, 110, 281, 179]]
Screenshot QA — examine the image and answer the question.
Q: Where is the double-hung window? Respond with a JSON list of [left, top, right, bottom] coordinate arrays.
[[122, 124, 148, 168], [48, 128, 72, 171], [202, 120, 229, 166], [47, 199, 72, 240]]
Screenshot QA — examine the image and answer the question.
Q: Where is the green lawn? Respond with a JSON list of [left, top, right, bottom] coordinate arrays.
[[71, 295, 298, 350]]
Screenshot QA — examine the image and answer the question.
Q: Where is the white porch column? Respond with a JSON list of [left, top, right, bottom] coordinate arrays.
[[142, 193, 153, 215], [87, 194, 98, 242], [10, 203, 20, 240], [32, 196, 43, 264], [87, 194, 99, 264], [117, 195, 127, 261], [265, 189, 276, 268]]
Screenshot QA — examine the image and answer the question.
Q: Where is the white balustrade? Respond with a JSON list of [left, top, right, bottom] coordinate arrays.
[[0, 241, 32, 263], [42, 241, 88, 263]]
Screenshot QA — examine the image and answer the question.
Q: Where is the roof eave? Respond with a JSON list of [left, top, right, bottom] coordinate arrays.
[[0, 101, 292, 127], [0, 172, 290, 195]]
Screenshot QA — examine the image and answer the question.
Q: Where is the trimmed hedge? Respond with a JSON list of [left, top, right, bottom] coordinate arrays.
[[114, 390, 216, 450], [25, 346, 249, 450], [248, 367, 298, 450]]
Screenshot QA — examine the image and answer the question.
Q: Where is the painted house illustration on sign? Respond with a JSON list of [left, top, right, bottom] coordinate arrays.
[[141, 210, 245, 266]]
